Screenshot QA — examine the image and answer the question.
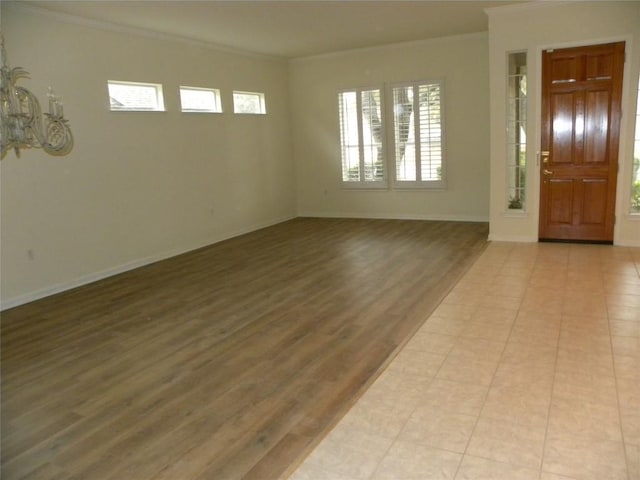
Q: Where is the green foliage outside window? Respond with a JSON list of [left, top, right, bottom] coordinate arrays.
[[632, 157, 640, 213]]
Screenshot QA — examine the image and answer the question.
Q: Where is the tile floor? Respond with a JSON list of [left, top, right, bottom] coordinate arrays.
[[287, 242, 640, 480]]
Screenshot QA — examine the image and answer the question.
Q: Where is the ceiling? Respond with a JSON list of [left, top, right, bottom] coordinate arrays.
[[17, 1, 527, 59]]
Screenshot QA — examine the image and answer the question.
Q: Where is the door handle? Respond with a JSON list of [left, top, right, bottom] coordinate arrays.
[[543, 169, 553, 176]]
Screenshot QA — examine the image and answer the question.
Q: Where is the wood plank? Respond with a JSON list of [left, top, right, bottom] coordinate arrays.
[[1, 218, 488, 479]]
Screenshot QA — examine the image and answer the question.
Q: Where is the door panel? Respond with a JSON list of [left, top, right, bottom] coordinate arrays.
[[539, 42, 624, 242], [585, 53, 613, 80], [582, 179, 607, 224], [551, 93, 576, 164], [584, 90, 609, 164], [550, 57, 579, 83], [548, 179, 574, 224]]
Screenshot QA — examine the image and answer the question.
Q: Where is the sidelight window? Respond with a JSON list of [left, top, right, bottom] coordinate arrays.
[[631, 75, 640, 214], [506, 52, 527, 210]]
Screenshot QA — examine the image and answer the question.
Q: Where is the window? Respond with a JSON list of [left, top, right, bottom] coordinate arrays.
[[180, 86, 222, 113], [233, 91, 266, 114], [506, 52, 527, 210], [108, 80, 165, 111], [631, 74, 640, 214], [391, 81, 444, 187], [338, 88, 385, 185]]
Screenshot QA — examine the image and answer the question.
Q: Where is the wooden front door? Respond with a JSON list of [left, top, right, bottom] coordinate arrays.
[[539, 42, 625, 242]]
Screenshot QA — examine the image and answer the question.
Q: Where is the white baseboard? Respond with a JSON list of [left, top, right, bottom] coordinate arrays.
[[1, 215, 296, 311], [297, 211, 490, 223], [488, 234, 640, 247], [487, 233, 538, 243], [614, 239, 640, 247]]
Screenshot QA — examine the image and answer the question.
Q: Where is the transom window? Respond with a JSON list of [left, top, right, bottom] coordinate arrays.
[[391, 81, 444, 188], [180, 86, 222, 113], [233, 91, 266, 114], [108, 80, 165, 112], [338, 87, 385, 186]]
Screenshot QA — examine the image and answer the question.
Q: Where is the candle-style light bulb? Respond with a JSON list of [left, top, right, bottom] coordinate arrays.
[[47, 86, 55, 115], [0, 37, 5, 70]]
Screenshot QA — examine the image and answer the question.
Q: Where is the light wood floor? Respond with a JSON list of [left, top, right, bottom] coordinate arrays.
[[1, 217, 488, 480]]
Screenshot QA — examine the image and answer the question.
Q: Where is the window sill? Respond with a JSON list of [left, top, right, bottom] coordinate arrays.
[[502, 209, 528, 218], [392, 181, 446, 191], [109, 109, 167, 113], [341, 182, 388, 190], [181, 110, 223, 114]]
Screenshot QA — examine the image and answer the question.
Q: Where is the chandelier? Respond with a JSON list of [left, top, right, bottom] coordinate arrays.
[[0, 36, 73, 160]]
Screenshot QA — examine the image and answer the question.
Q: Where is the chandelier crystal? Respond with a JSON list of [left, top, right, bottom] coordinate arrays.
[[0, 36, 73, 160]]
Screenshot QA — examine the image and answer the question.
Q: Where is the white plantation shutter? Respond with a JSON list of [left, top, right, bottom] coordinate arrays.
[[338, 88, 386, 186], [360, 89, 384, 182], [393, 86, 416, 181], [392, 81, 444, 187], [418, 84, 442, 181], [338, 91, 360, 181]]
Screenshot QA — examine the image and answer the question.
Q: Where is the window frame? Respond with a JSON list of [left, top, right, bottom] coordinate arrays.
[[337, 86, 387, 189], [179, 86, 223, 113], [232, 90, 267, 115], [390, 80, 446, 189], [107, 80, 165, 112]]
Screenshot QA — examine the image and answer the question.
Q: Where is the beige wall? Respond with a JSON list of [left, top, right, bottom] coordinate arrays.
[[289, 33, 491, 221], [0, 5, 296, 307], [487, 1, 640, 245], [6, 2, 636, 309]]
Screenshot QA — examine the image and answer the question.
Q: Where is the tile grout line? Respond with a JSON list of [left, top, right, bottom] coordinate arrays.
[[535, 245, 571, 480], [452, 244, 526, 479], [365, 375, 439, 480], [371, 244, 514, 479], [606, 246, 635, 480], [288, 237, 494, 480], [366, 243, 496, 480], [289, 243, 639, 480]]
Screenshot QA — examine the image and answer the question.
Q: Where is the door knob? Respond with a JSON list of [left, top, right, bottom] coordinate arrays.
[[543, 169, 553, 175]]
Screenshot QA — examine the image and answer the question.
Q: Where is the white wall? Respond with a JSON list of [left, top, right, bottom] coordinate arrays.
[[487, 1, 640, 246], [289, 33, 490, 222], [0, 5, 296, 308]]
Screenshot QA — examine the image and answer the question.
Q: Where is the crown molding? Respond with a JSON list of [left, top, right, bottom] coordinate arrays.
[[2, 1, 285, 62], [290, 31, 488, 64], [485, 0, 606, 17]]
